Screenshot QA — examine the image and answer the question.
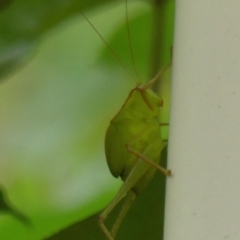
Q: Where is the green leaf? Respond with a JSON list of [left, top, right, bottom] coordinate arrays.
[[0, 1, 174, 239], [0, 0, 116, 79], [0, 186, 31, 226]]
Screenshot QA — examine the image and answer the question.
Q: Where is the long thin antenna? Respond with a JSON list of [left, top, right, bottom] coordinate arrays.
[[125, 0, 140, 81], [81, 12, 136, 82]]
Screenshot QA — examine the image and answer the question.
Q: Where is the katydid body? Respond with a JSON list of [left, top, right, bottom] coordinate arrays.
[[81, 4, 171, 239], [99, 66, 171, 240]]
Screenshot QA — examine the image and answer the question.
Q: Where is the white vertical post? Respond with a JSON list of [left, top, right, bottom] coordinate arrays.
[[165, 1, 240, 239]]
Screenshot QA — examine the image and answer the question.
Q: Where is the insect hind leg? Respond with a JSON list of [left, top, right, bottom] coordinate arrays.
[[110, 190, 136, 238], [99, 159, 152, 239]]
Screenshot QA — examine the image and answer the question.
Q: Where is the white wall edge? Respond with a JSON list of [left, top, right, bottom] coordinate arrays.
[[165, 1, 240, 240]]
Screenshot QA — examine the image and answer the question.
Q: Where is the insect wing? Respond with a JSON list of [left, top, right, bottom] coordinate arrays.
[[105, 122, 127, 178]]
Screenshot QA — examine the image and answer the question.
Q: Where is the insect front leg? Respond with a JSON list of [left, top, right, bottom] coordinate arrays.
[[126, 144, 171, 176], [159, 123, 169, 143]]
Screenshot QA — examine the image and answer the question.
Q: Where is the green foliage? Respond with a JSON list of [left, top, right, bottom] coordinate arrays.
[[0, 187, 31, 225], [0, 0, 115, 79], [0, 0, 174, 239]]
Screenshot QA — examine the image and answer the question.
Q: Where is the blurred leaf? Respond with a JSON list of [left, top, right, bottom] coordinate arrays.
[[0, 0, 174, 239], [0, 0, 116, 79], [44, 148, 168, 240], [0, 186, 31, 226], [0, 0, 13, 11]]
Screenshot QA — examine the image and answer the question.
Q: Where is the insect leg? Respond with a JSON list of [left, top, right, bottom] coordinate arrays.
[[99, 193, 125, 240], [99, 184, 137, 239], [126, 144, 172, 176], [159, 123, 169, 142], [159, 123, 169, 143], [99, 157, 153, 239], [110, 190, 136, 238]]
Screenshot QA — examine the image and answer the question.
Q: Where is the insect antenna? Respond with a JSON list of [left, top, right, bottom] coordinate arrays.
[[125, 0, 140, 82], [81, 11, 136, 83]]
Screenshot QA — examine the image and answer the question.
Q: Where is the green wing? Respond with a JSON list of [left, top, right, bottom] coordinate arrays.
[[105, 122, 128, 178]]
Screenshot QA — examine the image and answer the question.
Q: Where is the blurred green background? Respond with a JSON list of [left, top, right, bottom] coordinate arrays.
[[0, 0, 174, 239]]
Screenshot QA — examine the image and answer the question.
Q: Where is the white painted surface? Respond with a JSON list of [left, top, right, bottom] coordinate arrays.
[[165, 1, 240, 240]]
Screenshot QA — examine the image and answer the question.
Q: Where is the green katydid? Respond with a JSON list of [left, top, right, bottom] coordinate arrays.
[[82, 3, 172, 240], [99, 64, 172, 240]]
